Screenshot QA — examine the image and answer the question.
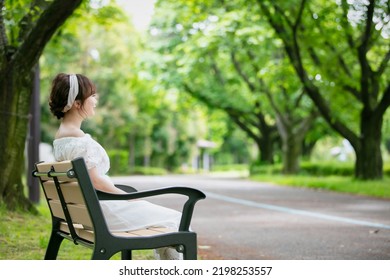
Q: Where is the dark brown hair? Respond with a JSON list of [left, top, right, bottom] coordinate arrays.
[[49, 73, 96, 119]]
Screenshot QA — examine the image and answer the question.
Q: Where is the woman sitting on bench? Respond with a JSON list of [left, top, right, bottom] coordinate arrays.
[[49, 73, 182, 260]]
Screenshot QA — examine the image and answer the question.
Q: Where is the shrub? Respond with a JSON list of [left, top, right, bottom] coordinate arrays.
[[107, 150, 129, 175], [131, 167, 167, 175], [250, 161, 355, 176]]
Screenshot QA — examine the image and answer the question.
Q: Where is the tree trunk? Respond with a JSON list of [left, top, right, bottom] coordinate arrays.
[[275, 115, 311, 174], [0, 67, 35, 211], [257, 130, 275, 164], [355, 110, 383, 180], [282, 134, 302, 174]]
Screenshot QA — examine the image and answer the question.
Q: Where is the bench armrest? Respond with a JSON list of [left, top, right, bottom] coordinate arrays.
[[114, 184, 138, 193], [96, 186, 206, 231]]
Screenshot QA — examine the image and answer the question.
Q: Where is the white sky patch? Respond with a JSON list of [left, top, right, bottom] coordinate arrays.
[[116, 0, 156, 31]]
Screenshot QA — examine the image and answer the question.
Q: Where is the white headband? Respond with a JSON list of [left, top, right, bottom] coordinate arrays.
[[62, 74, 79, 113]]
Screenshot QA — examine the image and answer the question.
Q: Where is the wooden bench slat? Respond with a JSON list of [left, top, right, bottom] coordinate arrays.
[[48, 200, 93, 228], [37, 161, 73, 172], [48, 200, 65, 219], [61, 182, 85, 204], [42, 181, 59, 200], [43, 181, 85, 204], [59, 222, 94, 242], [67, 204, 93, 228], [59, 222, 175, 243]]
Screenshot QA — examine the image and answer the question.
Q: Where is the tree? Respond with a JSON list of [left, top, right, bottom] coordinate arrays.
[[149, 0, 328, 170], [149, 0, 281, 164], [227, 30, 319, 174], [0, 0, 82, 210], [257, 0, 390, 179]]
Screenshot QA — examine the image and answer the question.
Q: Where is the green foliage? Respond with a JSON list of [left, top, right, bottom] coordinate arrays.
[[107, 149, 129, 175], [37, 0, 390, 180], [40, 0, 138, 148], [251, 161, 390, 178], [149, 0, 336, 169], [299, 162, 354, 176], [107, 150, 168, 175], [39, 0, 244, 173], [131, 166, 167, 176], [212, 164, 248, 172]]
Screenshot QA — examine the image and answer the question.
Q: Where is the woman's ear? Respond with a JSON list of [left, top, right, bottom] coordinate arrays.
[[74, 100, 82, 109]]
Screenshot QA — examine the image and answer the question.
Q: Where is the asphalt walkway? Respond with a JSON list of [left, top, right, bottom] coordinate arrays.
[[113, 173, 390, 260]]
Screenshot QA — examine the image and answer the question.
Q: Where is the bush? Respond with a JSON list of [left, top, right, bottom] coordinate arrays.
[[107, 149, 129, 175], [107, 150, 168, 175], [250, 161, 390, 177], [131, 166, 167, 175], [384, 164, 390, 177], [250, 161, 354, 176], [250, 162, 283, 175], [299, 162, 354, 176], [212, 164, 248, 172]]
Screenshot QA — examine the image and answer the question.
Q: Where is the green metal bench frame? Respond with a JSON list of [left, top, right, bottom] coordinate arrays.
[[33, 157, 206, 260]]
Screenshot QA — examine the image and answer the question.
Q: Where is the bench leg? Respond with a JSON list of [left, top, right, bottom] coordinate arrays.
[[44, 232, 64, 260], [183, 244, 197, 260], [121, 250, 132, 260]]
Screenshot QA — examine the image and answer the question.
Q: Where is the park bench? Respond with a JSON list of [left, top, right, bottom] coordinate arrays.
[[33, 157, 206, 260]]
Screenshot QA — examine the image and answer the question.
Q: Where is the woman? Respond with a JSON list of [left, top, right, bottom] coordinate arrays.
[[49, 73, 182, 260]]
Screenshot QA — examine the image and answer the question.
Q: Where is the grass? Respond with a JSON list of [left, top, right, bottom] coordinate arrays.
[[0, 203, 154, 260], [251, 174, 390, 199]]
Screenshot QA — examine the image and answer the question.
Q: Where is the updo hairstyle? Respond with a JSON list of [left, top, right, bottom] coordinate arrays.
[[49, 73, 96, 119]]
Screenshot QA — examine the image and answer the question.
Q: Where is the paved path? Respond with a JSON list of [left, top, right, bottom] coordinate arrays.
[[112, 173, 390, 260]]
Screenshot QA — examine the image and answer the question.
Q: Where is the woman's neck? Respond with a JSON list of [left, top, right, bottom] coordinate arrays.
[[55, 112, 85, 138], [62, 110, 84, 128]]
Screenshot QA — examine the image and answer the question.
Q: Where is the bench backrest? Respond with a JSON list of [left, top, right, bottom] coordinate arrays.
[[34, 157, 108, 244]]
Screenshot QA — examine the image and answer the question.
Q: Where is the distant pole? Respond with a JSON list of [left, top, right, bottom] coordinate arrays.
[[27, 64, 40, 203]]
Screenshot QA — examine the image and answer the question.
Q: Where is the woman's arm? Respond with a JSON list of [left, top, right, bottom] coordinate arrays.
[[88, 167, 127, 194]]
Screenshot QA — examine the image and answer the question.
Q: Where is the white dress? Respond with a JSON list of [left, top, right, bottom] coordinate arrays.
[[53, 134, 182, 233]]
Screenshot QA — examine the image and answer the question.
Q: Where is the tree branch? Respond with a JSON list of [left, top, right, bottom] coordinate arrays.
[[183, 82, 263, 143], [296, 108, 317, 136], [359, 0, 375, 54], [228, 112, 262, 143], [357, 0, 375, 103], [13, 0, 82, 73], [230, 51, 257, 92], [183, 82, 217, 109], [293, 0, 306, 34], [307, 42, 361, 101], [256, 0, 360, 149], [376, 49, 390, 76], [343, 84, 362, 100], [376, 84, 390, 116], [210, 54, 226, 85], [18, 0, 49, 43], [298, 2, 362, 101], [258, 79, 287, 126]]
